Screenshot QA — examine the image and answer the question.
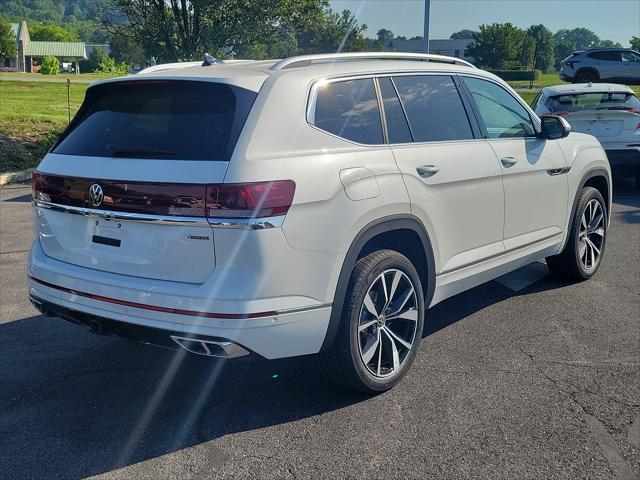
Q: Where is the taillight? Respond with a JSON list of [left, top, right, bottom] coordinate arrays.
[[206, 181, 296, 218], [31, 173, 296, 219], [563, 60, 580, 69]]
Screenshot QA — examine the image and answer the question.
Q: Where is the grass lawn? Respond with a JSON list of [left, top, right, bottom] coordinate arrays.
[[0, 80, 89, 173]]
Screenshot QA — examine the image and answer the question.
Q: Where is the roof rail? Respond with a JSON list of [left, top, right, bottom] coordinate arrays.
[[270, 52, 476, 70]]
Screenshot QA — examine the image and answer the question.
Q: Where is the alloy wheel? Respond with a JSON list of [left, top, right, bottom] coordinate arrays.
[[579, 199, 605, 271], [357, 269, 419, 378]]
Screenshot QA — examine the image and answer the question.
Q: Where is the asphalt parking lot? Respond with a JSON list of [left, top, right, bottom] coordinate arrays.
[[1, 180, 638, 480]]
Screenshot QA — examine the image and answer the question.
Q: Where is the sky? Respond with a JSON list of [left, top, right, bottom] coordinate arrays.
[[329, 0, 640, 46]]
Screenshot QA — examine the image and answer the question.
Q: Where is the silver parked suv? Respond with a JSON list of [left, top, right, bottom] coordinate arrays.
[[560, 48, 640, 83], [29, 53, 611, 393]]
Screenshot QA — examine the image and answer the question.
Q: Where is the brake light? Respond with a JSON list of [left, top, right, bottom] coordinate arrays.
[[206, 181, 296, 218], [563, 60, 580, 69]]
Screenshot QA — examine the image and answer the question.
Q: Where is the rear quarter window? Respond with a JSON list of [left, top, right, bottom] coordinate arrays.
[[308, 78, 384, 145], [53, 80, 257, 161]]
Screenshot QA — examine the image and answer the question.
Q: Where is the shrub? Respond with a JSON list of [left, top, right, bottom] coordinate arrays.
[[487, 69, 542, 81], [97, 57, 130, 75], [40, 56, 60, 75]]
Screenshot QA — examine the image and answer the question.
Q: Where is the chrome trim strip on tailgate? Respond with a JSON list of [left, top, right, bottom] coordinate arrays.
[[34, 200, 286, 229], [33, 200, 210, 226], [207, 215, 285, 230]]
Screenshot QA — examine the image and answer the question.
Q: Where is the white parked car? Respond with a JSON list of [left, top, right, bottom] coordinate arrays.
[[533, 83, 640, 188], [29, 53, 611, 393]]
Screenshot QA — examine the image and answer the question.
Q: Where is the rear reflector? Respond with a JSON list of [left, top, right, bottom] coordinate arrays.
[[32, 173, 295, 219]]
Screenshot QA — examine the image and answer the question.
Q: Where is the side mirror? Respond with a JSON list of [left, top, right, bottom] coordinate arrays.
[[541, 115, 571, 140]]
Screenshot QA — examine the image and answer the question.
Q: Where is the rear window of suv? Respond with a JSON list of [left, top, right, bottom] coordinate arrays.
[[53, 80, 256, 161], [546, 92, 640, 113]]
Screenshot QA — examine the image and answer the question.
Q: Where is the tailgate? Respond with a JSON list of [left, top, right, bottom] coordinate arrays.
[[33, 173, 216, 284]]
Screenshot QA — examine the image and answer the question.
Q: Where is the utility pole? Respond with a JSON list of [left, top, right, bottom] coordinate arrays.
[[423, 0, 431, 53]]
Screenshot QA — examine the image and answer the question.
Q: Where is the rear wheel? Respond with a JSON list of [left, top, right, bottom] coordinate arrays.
[[320, 250, 424, 393], [575, 69, 599, 83], [546, 187, 607, 280]]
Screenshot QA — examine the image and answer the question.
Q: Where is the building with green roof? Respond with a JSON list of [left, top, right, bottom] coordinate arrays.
[[4, 21, 88, 73]]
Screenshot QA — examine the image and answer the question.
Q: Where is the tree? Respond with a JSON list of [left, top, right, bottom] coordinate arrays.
[[100, 0, 326, 62], [596, 39, 623, 48], [83, 47, 108, 72], [527, 24, 555, 73], [296, 8, 368, 54], [466, 23, 534, 69], [554, 28, 600, 51], [29, 23, 80, 41], [450, 29, 476, 40], [375, 28, 394, 50], [109, 32, 146, 66], [631, 36, 640, 51], [554, 38, 576, 65], [0, 19, 17, 60]]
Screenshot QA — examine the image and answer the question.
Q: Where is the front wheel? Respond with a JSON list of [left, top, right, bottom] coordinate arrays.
[[320, 250, 425, 393], [547, 187, 607, 280]]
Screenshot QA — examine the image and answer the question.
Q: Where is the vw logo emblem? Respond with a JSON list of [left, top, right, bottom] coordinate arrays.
[[89, 184, 104, 207]]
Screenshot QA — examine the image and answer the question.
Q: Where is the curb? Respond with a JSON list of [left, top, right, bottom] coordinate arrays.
[[0, 168, 35, 186]]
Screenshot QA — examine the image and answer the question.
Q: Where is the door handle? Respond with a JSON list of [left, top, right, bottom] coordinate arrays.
[[500, 156, 518, 167], [416, 165, 440, 177]]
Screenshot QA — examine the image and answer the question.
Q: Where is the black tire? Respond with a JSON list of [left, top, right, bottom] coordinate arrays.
[[575, 69, 599, 83], [319, 249, 425, 394], [546, 187, 607, 281], [635, 174, 640, 191]]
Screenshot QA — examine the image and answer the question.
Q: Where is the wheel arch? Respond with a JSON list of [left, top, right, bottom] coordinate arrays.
[[574, 67, 600, 82], [321, 215, 436, 351], [562, 167, 611, 250]]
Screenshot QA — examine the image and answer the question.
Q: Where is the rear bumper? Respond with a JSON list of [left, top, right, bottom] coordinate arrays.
[[559, 72, 574, 82], [28, 242, 333, 359], [605, 148, 640, 177], [29, 295, 254, 358]]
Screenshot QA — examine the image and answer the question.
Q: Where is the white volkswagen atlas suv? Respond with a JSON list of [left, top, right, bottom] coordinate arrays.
[[28, 52, 612, 393]]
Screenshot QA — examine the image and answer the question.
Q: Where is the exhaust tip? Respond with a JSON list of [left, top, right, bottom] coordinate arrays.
[[170, 335, 250, 358]]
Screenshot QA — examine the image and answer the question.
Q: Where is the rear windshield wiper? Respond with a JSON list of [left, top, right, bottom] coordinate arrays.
[[108, 148, 177, 158]]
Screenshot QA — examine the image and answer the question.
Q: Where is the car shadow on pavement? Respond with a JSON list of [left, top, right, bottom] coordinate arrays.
[[0, 314, 369, 479]]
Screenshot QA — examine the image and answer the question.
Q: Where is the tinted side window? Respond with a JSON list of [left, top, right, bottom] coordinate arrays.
[[392, 75, 473, 142], [310, 78, 383, 144], [621, 51, 640, 62], [588, 51, 621, 61], [379, 77, 412, 143], [462, 77, 536, 138]]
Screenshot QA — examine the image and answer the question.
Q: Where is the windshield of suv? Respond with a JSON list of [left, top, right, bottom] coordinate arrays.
[[546, 92, 640, 114], [53, 80, 256, 161]]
